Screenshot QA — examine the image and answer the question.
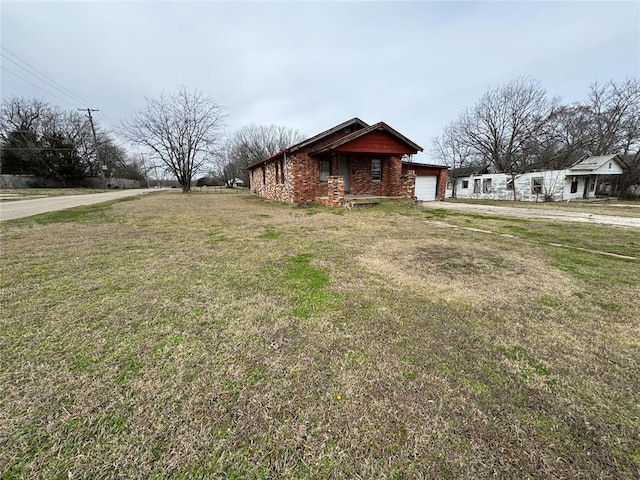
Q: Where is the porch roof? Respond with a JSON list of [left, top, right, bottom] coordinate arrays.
[[246, 117, 370, 170], [246, 118, 422, 170], [288, 117, 369, 153], [569, 154, 623, 172], [309, 122, 423, 156]]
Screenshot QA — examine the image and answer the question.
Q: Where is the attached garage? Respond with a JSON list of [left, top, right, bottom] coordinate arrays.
[[414, 175, 438, 201], [401, 161, 448, 201]]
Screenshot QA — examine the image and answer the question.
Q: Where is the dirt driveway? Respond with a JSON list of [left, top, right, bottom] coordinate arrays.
[[0, 188, 160, 222], [421, 201, 640, 229]]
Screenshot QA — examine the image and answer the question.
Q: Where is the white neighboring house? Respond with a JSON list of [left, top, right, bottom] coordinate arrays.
[[446, 155, 625, 202], [229, 178, 244, 188]]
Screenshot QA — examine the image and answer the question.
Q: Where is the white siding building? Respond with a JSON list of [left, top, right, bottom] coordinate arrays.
[[447, 155, 625, 202]]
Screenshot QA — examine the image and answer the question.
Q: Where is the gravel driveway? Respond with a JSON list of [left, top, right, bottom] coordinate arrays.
[[421, 201, 640, 229], [0, 188, 160, 222]]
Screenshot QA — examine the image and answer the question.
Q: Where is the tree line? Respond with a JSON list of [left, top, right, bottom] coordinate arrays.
[[432, 78, 640, 197], [119, 87, 303, 192], [0, 87, 304, 192], [432, 77, 640, 198], [0, 98, 147, 187], [4, 79, 637, 195]]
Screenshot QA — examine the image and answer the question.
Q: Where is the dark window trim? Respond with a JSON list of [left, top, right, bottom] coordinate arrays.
[[371, 158, 382, 182], [319, 159, 330, 182], [531, 177, 543, 195]]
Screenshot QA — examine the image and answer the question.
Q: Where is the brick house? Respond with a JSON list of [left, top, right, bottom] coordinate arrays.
[[246, 118, 423, 207]]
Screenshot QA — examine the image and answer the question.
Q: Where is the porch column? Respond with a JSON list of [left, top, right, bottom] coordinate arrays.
[[326, 175, 345, 207], [402, 171, 417, 200]]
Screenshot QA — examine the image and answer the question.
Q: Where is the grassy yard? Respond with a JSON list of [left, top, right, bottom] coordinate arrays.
[[1, 191, 639, 479], [446, 197, 640, 218], [0, 188, 112, 202]]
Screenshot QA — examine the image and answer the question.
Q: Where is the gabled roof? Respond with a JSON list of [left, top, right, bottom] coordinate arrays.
[[246, 117, 369, 170], [569, 154, 623, 171], [309, 122, 423, 155], [288, 117, 369, 153]]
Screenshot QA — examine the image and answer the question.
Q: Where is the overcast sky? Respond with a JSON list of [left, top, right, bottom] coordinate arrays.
[[1, 1, 639, 160]]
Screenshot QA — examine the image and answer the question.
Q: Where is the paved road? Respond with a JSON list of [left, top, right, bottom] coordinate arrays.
[[421, 201, 640, 228], [0, 188, 160, 222]]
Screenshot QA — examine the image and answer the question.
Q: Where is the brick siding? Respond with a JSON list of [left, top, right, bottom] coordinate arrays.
[[248, 120, 423, 207], [316, 176, 345, 207], [249, 156, 291, 203], [401, 164, 449, 201], [251, 154, 416, 206]]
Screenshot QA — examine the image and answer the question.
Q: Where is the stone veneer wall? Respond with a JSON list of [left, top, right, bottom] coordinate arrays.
[[316, 176, 345, 207], [251, 153, 417, 206], [249, 157, 292, 203], [401, 172, 417, 200]]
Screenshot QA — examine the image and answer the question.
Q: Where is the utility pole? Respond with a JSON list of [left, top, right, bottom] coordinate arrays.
[[79, 108, 107, 188]]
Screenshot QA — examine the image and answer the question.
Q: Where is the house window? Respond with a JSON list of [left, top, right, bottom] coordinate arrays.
[[473, 179, 481, 193], [462, 180, 469, 189], [506, 178, 514, 190], [531, 177, 543, 195], [570, 176, 578, 193], [262, 165, 266, 185], [319, 160, 330, 182], [371, 159, 382, 181], [280, 158, 285, 184], [483, 178, 492, 193], [275, 161, 280, 184]]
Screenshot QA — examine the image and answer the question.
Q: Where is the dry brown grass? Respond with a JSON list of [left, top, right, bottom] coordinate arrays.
[[447, 198, 640, 218], [0, 188, 113, 202], [1, 191, 639, 478]]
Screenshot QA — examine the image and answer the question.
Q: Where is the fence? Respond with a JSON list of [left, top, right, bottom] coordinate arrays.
[[196, 185, 250, 193], [0, 175, 140, 189]]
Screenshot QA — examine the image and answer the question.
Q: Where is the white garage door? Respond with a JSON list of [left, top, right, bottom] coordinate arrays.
[[415, 175, 438, 201]]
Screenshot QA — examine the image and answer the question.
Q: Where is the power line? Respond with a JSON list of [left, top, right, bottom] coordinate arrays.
[[80, 107, 107, 186], [0, 54, 87, 107], [0, 80, 29, 97], [0, 47, 123, 134], [0, 66, 79, 109], [96, 110, 119, 132], [1, 46, 94, 107]]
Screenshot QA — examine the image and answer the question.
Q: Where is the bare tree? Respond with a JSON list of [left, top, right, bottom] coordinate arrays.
[[121, 87, 226, 192], [431, 121, 477, 198], [0, 97, 94, 184], [434, 77, 640, 198], [0, 97, 51, 174], [587, 79, 640, 157], [578, 79, 640, 197], [528, 104, 594, 170], [222, 124, 304, 186], [458, 77, 558, 200]]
